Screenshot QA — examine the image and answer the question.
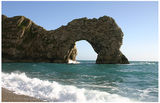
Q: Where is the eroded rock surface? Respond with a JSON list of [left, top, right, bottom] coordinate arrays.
[[2, 15, 129, 64]]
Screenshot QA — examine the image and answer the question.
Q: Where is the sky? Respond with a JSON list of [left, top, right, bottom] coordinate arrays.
[[2, 1, 158, 61]]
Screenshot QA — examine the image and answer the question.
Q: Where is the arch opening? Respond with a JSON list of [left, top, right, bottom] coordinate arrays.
[[75, 40, 98, 62]]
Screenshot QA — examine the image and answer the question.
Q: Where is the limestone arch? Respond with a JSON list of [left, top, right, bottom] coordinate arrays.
[[51, 16, 129, 64], [2, 15, 129, 64]]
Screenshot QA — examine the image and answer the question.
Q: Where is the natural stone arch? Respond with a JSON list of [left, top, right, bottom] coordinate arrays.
[[2, 15, 129, 64], [47, 16, 129, 64]]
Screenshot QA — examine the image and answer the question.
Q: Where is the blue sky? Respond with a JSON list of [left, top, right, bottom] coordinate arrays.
[[2, 1, 158, 61]]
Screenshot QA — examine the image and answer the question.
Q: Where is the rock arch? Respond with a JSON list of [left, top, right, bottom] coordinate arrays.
[[2, 15, 129, 64]]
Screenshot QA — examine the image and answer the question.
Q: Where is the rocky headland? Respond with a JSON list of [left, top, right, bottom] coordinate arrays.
[[2, 15, 129, 64]]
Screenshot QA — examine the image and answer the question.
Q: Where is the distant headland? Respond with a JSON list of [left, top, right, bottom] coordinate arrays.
[[2, 15, 129, 64]]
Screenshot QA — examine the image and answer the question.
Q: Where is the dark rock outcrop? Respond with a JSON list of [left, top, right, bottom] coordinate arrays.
[[2, 15, 129, 64]]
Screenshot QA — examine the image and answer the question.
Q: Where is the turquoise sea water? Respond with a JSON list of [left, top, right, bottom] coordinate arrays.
[[2, 61, 158, 102]]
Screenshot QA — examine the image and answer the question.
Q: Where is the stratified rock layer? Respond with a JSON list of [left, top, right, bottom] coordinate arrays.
[[2, 15, 129, 64]]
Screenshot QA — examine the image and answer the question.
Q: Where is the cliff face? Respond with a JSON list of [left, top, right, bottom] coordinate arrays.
[[2, 15, 129, 64]]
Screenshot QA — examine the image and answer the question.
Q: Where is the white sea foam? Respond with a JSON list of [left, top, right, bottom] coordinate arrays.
[[138, 88, 158, 100], [2, 72, 135, 102], [68, 59, 80, 64]]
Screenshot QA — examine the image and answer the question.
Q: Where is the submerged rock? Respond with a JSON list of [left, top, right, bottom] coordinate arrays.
[[2, 15, 129, 64]]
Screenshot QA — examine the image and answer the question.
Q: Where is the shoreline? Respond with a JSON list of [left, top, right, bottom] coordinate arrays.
[[2, 87, 44, 102]]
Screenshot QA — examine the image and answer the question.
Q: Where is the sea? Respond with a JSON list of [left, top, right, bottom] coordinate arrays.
[[2, 61, 158, 102]]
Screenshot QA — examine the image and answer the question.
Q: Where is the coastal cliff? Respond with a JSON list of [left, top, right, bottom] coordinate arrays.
[[2, 15, 129, 64]]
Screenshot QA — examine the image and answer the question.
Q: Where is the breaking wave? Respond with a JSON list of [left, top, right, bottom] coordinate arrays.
[[2, 72, 135, 102], [68, 59, 80, 64]]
